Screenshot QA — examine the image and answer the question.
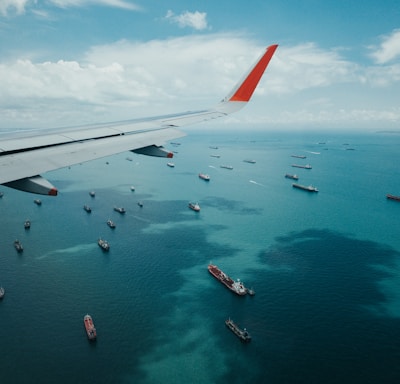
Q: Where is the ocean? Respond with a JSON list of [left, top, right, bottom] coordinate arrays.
[[1, 129, 400, 384]]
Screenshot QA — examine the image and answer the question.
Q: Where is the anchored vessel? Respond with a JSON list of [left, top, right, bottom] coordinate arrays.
[[220, 165, 233, 170], [0, 286, 5, 299], [285, 173, 299, 180], [114, 207, 126, 214], [84, 314, 97, 340], [208, 264, 247, 295], [387, 194, 400, 202], [291, 154, 306, 159], [83, 205, 92, 213], [292, 164, 312, 169], [107, 219, 116, 228], [24, 219, 31, 229], [198, 173, 210, 181], [14, 240, 23, 253], [225, 318, 251, 342], [243, 159, 256, 164], [292, 183, 318, 192], [188, 202, 200, 212], [98, 238, 110, 251]]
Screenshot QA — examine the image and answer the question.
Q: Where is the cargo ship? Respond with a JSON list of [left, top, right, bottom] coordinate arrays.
[[387, 194, 400, 202], [84, 314, 97, 340], [107, 219, 116, 228], [292, 164, 312, 169], [291, 154, 306, 159], [208, 264, 247, 295], [98, 238, 110, 251], [225, 318, 251, 342], [198, 173, 210, 181], [14, 240, 23, 253], [292, 183, 318, 192]]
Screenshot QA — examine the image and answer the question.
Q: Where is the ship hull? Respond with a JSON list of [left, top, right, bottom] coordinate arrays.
[[292, 183, 318, 192], [84, 315, 97, 340], [208, 264, 247, 295], [387, 194, 400, 202]]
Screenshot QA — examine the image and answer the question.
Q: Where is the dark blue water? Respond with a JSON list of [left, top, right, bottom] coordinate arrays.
[[1, 129, 400, 383]]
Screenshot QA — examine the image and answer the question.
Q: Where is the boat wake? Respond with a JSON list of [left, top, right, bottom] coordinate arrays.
[[37, 243, 96, 260], [249, 180, 265, 187]]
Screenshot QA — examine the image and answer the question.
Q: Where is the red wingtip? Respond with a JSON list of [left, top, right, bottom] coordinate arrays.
[[167, 152, 174, 158], [229, 44, 278, 102], [48, 188, 58, 196]]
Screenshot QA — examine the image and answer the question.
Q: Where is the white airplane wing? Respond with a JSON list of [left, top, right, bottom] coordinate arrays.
[[0, 44, 278, 195]]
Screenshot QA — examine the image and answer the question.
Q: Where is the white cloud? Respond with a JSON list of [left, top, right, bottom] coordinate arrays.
[[0, 0, 140, 16], [0, 0, 30, 16], [1, 34, 400, 130], [165, 10, 209, 31], [369, 29, 400, 64], [48, 0, 141, 11]]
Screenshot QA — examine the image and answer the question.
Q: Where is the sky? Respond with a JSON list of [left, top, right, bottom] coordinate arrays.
[[0, 0, 400, 131]]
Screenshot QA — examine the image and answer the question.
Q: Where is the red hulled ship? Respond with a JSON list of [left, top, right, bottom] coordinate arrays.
[[208, 264, 247, 296], [84, 314, 97, 340]]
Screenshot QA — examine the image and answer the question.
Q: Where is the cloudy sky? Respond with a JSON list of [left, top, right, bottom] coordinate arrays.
[[1, 0, 400, 131]]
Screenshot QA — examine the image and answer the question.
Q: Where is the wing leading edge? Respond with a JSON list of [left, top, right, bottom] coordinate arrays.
[[0, 44, 278, 195]]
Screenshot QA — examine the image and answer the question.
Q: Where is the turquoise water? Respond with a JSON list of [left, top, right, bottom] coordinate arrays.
[[1, 129, 400, 383]]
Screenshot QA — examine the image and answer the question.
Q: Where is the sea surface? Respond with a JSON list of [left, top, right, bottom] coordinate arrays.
[[1, 129, 400, 384]]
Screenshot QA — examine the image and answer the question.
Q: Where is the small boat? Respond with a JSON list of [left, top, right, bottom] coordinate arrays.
[[285, 173, 299, 180], [198, 173, 210, 181], [225, 318, 251, 342], [89, 191, 95, 197], [137, 201, 143, 207], [114, 207, 126, 214], [34, 199, 42, 205], [14, 240, 23, 253], [387, 194, 400, 202], [83, 205, 92, 213], [292, 183, 318, 192], [84, 314, 97, 340], [292, 164, 312, 169], [167, 162, 175, 168], [130, 186, 135, 191], [0, 286, 5, 299], [107, 219, 116, 228], [243, 159, 256, 164], [220, 165, 233, 170], [98, 238, 110, 251], [24, 219, 31, 229], [188, 202, 200, 212], [210, 154, 221, 158]]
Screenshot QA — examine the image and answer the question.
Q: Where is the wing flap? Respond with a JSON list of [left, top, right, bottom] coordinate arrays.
[[0, 127, 185, 184]]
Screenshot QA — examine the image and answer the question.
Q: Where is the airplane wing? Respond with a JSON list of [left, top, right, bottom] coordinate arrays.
[[0, 44, 278, 195]]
